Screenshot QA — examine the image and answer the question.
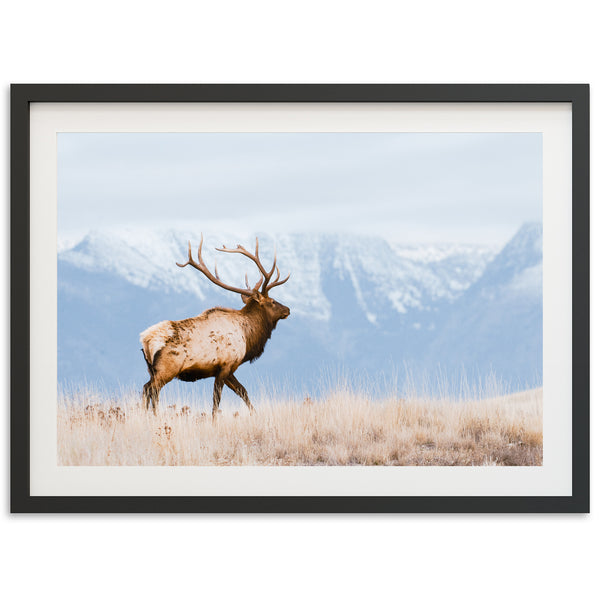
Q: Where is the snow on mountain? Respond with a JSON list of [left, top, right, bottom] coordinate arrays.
[[471, 221, 542, 295], [57, 224, 542, 392], [59, 227, 497, 322], [425, 222, 543, 382]]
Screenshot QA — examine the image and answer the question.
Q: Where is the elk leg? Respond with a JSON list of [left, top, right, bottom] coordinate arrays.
[[143, 377, 166, 415], [212, 377, 225, 421], [150, 382, 161, 415], [143, 352, 177, 414], [225, 374, 255, 413], [142, 380, 154, 411]]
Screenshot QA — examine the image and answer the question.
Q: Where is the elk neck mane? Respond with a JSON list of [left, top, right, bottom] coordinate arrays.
[[240, 300, 277, 363]]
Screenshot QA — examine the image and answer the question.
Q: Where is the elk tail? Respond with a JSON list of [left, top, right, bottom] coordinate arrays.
[[141, 348, 155, 376]]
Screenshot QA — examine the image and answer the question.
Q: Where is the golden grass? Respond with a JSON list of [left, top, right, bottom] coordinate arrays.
[[57, 387, 542, 466]]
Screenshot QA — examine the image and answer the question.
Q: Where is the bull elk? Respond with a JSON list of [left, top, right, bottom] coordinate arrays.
[[140, 235, 290, 418]]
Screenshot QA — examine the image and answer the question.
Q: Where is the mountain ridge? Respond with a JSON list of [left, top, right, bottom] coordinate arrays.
[[57, 223, 542, 393]]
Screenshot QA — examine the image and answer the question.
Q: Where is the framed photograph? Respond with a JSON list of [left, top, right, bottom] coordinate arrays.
[[11, 84, 589, 513]]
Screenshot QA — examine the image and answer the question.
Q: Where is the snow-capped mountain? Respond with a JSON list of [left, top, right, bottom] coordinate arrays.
[[426, 222, 543, 384], [57, 224, 541, 393], [59, 228, 495, 322]]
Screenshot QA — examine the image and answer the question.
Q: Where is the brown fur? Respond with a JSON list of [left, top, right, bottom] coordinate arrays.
[[240, 301, 277, 363], [141, 295, 290, 417], [141, 236, 291, 418]]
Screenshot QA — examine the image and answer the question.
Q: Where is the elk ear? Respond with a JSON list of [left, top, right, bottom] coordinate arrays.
[[241, 292, 259, 304]]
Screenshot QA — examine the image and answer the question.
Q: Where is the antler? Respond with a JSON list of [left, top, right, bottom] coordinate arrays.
[[176, 234, 263, 297], [217, 237, 290, 295]]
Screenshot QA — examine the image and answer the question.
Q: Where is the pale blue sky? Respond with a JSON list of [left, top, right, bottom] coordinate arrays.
[[58, 132, 542, 244]]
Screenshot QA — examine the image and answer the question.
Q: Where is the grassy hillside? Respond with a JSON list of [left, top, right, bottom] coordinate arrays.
[[58, 387, 542, 466]]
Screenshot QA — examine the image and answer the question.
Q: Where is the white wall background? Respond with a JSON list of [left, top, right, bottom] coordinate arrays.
[[1, 2, 597, 598]]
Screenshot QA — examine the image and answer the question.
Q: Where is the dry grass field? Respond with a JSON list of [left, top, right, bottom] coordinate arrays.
[[57, 386, 542, 466]]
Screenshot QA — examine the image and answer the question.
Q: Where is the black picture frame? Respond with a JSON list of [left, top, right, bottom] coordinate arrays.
[[10, 84, 590, 513]]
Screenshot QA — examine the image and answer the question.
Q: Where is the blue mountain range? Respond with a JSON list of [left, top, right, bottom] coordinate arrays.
[[58, 223, 542, 396]]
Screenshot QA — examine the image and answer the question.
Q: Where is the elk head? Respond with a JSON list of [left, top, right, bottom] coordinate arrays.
[[176, 234, 291, 324]]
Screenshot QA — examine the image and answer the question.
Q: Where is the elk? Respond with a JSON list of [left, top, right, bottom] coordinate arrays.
[[139, 235, 290, 418]]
